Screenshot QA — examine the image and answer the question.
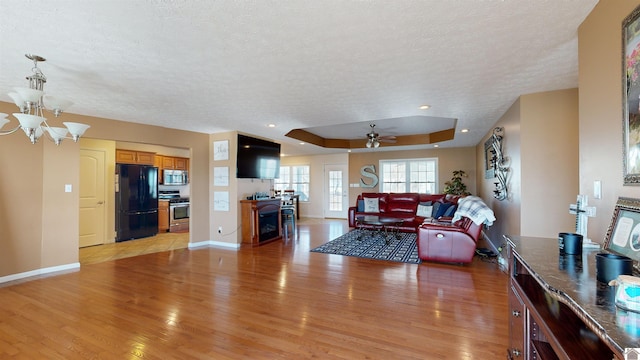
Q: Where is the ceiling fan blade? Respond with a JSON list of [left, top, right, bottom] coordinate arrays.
[[379, 138, 397, 143]]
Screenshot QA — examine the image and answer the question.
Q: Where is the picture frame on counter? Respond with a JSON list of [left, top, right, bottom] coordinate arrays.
[[603, 196, 640, 271]]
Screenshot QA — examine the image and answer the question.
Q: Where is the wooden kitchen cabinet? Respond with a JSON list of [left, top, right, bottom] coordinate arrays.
[[159, 156, 188, 170], [158, 200, 170, 232], [116, 149, 156, 165], [174, 157, 188, 170], [155, 155, 189, 184], [154, 155, 163, 169], [161, 156, 175, 169]]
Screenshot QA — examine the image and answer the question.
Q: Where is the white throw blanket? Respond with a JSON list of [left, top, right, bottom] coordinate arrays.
[[452, 196, 496, 226]]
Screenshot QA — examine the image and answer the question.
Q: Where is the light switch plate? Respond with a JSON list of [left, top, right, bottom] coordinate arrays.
[[65, 184, 72, 193]]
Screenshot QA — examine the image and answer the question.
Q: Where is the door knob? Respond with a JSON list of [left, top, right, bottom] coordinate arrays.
[[97, 201, 104, 205]]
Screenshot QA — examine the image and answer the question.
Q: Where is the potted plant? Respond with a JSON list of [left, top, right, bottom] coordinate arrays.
[[443, 170, 471, 196]]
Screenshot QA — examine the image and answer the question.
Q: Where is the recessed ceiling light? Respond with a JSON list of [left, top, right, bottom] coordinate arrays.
[[461, 129, 469, 133], [419, 105, 431, 110], [434, 144, 439, 148], [299, 142, 305, 145], [267, 123, 276, 128]]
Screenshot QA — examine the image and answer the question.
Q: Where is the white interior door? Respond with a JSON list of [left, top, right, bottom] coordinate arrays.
[[79, 149, 107, 247], [324, 164, 348, 219]]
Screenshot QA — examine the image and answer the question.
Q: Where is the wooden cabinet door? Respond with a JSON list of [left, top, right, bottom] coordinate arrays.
[[115, 149, 137, 164], [154, 155, 163, 169], [136, 151, 155, 165], [116, 149, 155, 165], [174, 157, 188, 170], [158, 201, 170, 232], [162, 156, 175, 169], [508, 282, 526, 359]]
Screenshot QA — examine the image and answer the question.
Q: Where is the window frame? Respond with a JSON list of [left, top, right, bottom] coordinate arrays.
[[275, 164, 310, 201], [378, 158, 438, 194]]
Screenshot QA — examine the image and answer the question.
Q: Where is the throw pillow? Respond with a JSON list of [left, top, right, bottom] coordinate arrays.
[[443, 204, 457, 217], [434, 202, 453, 218], [357, 199, 364, 212], [363, 197, 379, 212], [416, 204, 433, 217], [431, 202, 441, 218]]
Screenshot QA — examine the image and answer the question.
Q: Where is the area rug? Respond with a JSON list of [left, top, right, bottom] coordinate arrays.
[[310, 229, 421, 264]]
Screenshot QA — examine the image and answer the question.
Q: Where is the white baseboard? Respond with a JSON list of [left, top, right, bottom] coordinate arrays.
[[188, 240, 241, 250], [0, 262, 80, 284]]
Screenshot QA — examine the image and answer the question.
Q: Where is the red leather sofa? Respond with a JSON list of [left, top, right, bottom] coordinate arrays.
[[417, 217, 482, 264], [348, 192, 460, 233]]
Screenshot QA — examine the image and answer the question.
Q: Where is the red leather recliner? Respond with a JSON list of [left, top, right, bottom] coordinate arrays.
[[417, 217, 482, 264]]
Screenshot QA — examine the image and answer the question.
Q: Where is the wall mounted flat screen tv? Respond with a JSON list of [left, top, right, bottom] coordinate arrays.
[[236, 134, 281, 179]]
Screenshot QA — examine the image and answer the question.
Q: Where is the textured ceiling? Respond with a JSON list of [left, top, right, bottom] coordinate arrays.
[[0, 0, 598, 156]]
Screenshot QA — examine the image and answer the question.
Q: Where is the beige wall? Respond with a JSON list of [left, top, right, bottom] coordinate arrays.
[[0, 101, 211, 277], [579, 0, 640, 244], [521, 89, 579, 237], [478, 98, 522, 244], [210, 132, 242, 245], [280, 153, 349, 219], [348, 147, 477, 204], [478, 89, 579, 245]]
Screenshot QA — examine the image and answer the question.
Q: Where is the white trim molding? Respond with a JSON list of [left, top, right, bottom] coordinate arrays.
[[188, 240, 241, 250], [0, 262, 80, 284]]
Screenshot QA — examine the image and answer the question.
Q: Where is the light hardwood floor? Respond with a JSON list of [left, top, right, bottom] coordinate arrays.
[[1, 218, 509, 359]]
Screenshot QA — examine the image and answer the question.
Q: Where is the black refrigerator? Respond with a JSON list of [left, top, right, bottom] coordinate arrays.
[[116, 164, 159, 242]]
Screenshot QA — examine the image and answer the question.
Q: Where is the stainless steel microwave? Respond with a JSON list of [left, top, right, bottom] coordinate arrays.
[[163, 169, 188, 185]]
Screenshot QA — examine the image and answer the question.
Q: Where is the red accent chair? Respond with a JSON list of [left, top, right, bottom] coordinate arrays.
[[417, 217, 482, 264]]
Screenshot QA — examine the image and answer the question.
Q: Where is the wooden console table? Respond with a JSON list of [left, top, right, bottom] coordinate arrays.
[[506, 235, 640, 360], [240, 199, 282, 246]]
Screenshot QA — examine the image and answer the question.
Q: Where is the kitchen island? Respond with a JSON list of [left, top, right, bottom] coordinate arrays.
[[506, 235, 640, 359]]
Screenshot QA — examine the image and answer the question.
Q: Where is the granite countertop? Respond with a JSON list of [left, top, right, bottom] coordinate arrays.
[[506, 235, 640, 354]]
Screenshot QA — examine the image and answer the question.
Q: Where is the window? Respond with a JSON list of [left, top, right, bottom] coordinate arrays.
[[379, 158, 437, 193], [275, 165, 310, 201]]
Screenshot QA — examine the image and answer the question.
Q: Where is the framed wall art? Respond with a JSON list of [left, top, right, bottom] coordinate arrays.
[[603, 197, 640, 270], [213, 140, 229, 161], [623, 4, 640, 185]]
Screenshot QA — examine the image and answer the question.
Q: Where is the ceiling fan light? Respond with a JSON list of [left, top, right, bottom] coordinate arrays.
[[374, 140, 380, 148], [366, 139, 372, 148]]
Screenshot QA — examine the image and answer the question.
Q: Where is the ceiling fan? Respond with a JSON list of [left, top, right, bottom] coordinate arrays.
[[366, 124, 396, 148]]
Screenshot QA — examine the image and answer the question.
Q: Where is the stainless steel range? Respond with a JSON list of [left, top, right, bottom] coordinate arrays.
[[159, 190, 190, 232]]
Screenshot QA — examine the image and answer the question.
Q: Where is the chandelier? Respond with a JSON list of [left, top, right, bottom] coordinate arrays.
[[0, 54, 90, 145]]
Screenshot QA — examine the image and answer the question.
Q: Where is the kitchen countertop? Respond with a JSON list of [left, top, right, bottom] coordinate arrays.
[[506, 235, 640, 354]]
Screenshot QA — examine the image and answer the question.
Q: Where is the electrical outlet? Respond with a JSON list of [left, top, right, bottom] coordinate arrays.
[[218, 226, 222, 234]]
